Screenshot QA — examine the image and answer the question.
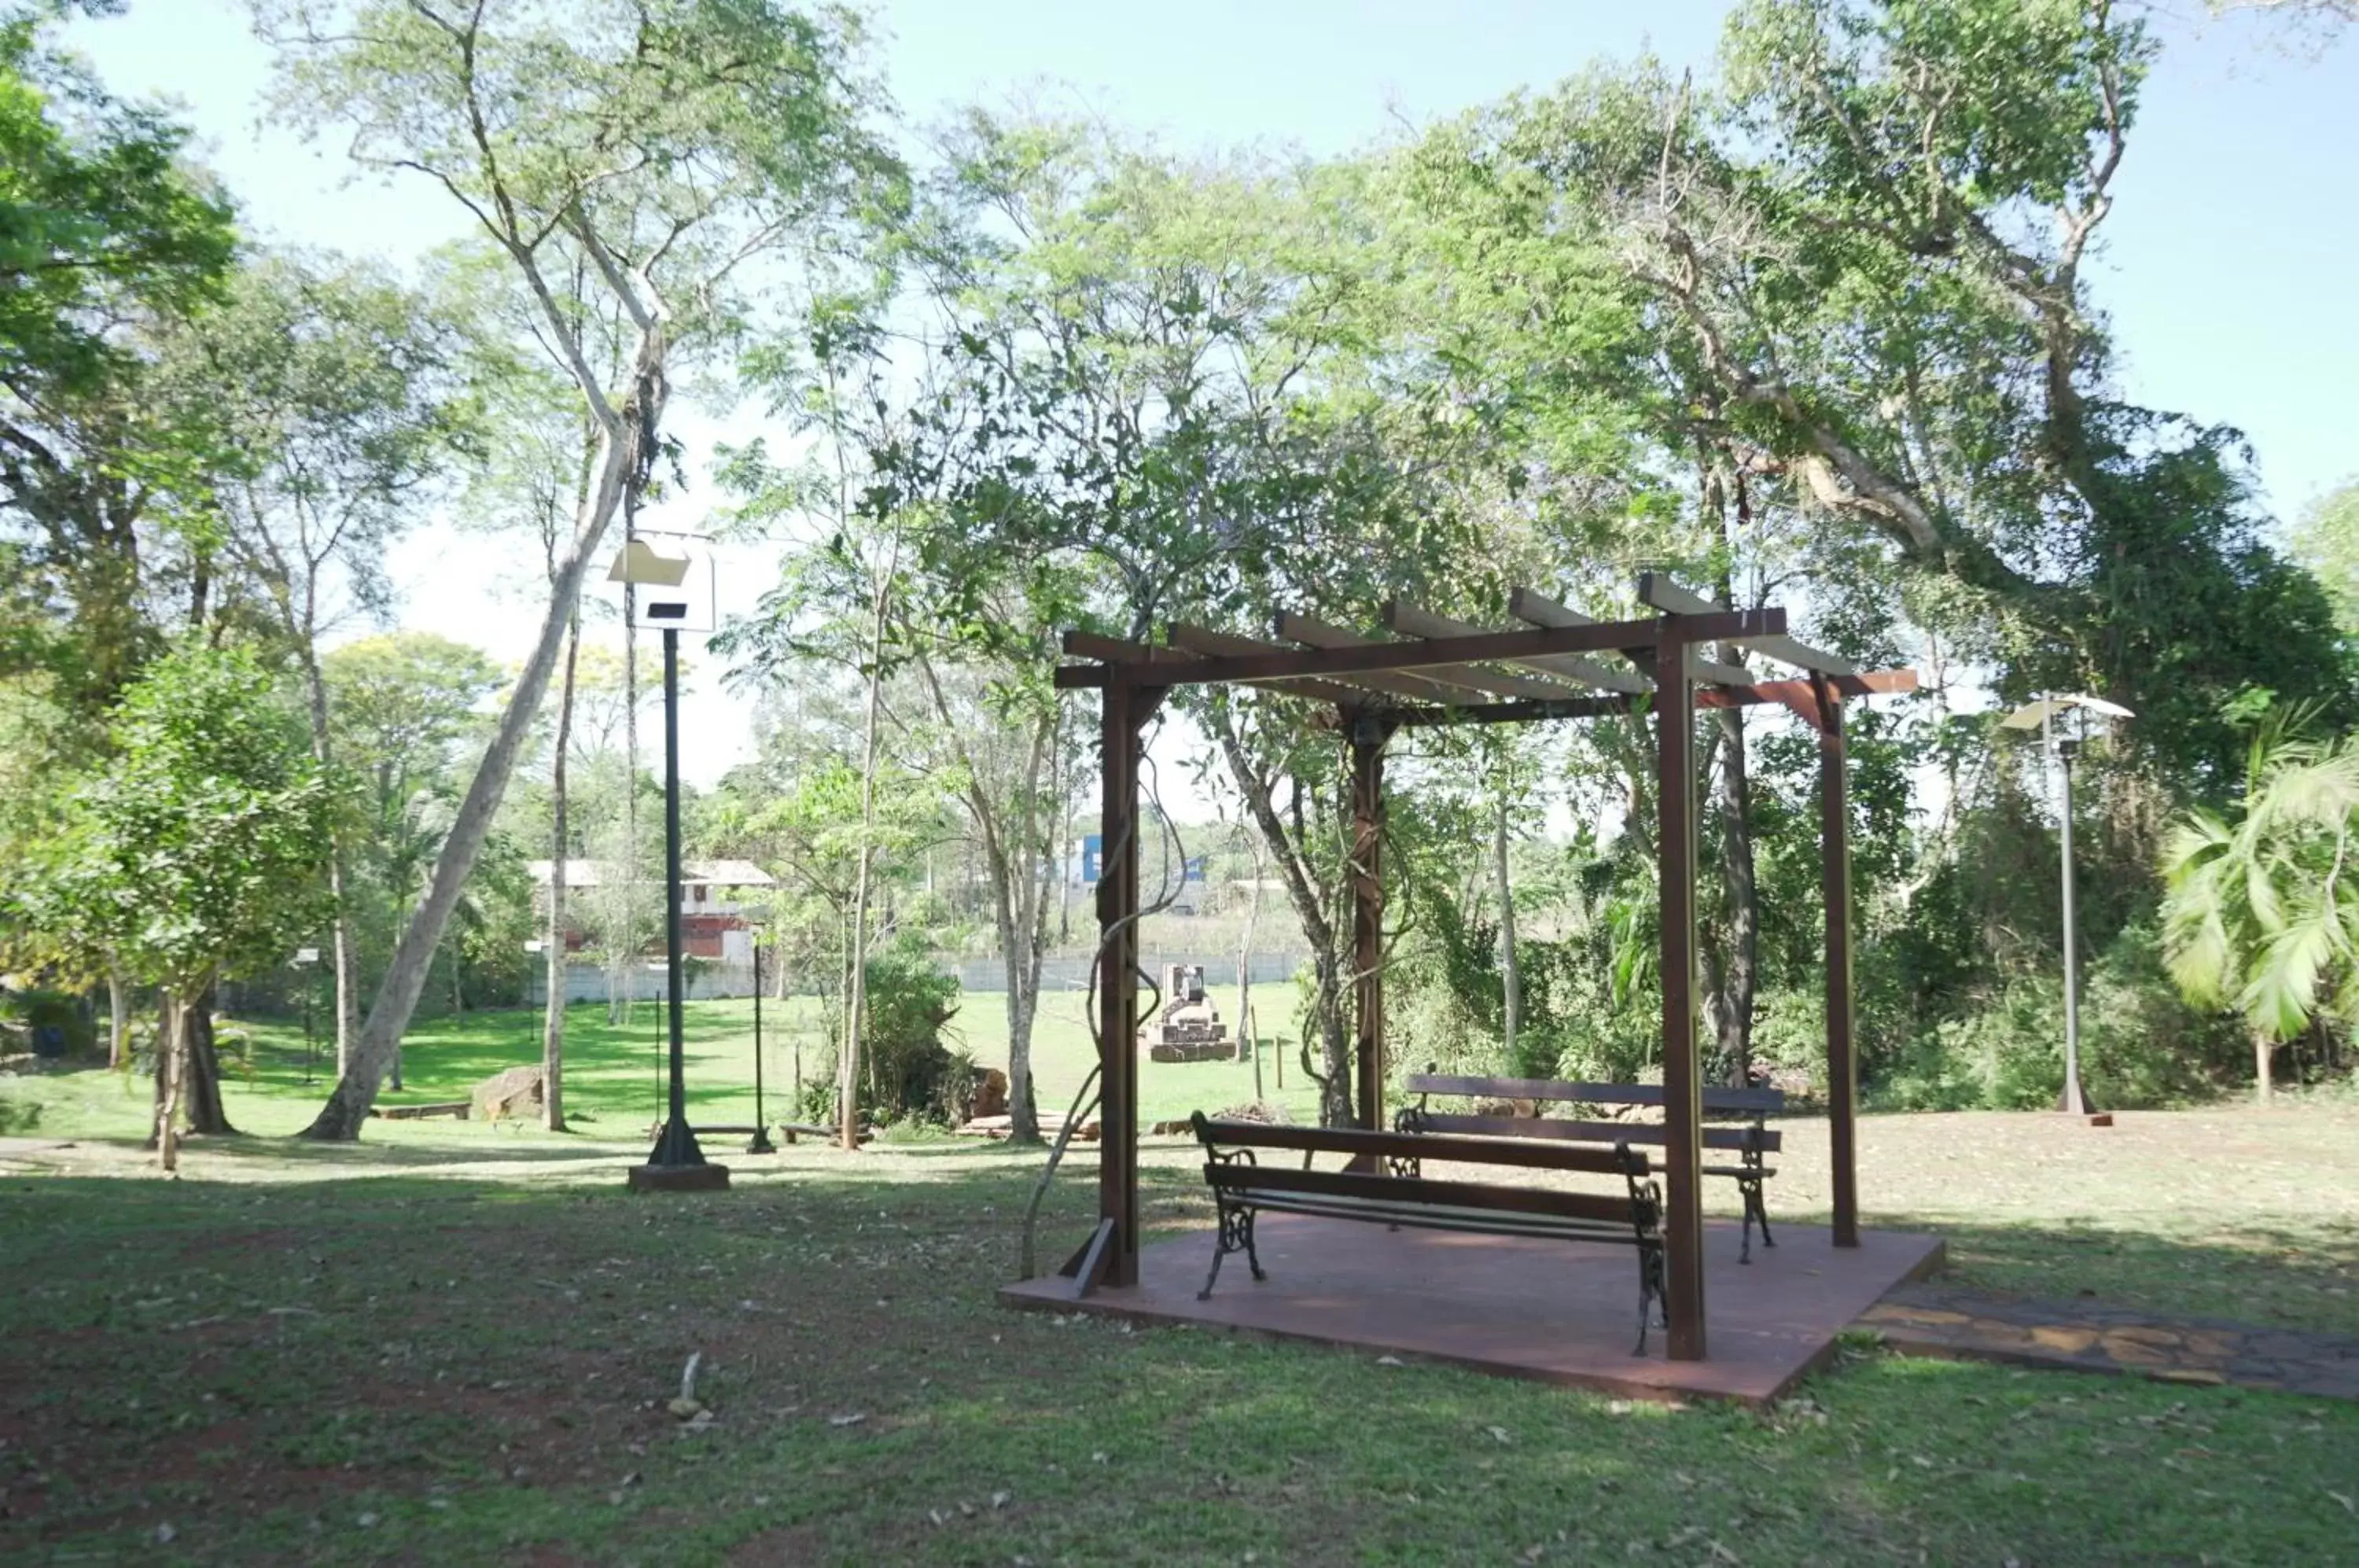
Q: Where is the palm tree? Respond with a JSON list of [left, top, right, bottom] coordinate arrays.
[[2162, 718, 2359, 1102]]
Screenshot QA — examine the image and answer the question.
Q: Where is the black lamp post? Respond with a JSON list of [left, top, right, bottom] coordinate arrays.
[[293, 945, 318, 1086], [610, 536, 730, 1192], [746, 938, 775, 1154], [2000, 693, 2133, 1123]]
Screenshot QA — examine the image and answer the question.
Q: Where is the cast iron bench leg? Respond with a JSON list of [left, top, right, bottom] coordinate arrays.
[[1198, 1198, 1265, 1300]]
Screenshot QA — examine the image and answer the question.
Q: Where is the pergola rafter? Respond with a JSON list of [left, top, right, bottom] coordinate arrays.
[[1052, 583, 1916, 1363]]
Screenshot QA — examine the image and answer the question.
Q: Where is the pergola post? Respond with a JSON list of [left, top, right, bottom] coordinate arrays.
[[1815, 676, 1860, 1247], [1655, 631, 1706, 1360], [1350, 718, 1389, 1130], [1095, 677, 1147, 1288]]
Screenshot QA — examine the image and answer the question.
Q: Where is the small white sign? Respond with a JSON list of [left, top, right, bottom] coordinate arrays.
[[294, 947, 319, 964]]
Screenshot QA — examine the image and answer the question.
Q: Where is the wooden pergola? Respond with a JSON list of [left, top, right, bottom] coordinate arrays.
[[1052, 574, 1916, 1361]]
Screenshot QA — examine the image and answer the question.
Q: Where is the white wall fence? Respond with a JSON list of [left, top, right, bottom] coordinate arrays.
[[524, 949, 1312, 1007]]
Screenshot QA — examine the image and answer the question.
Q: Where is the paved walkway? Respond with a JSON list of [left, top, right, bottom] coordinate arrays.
[[1858, 1282, 2359, 1401]]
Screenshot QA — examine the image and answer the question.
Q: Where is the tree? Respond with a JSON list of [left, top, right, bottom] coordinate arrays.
[[2292, 477, 2359, 637], [176, 252, 473, 1078], [252, 0, 903, 1137], [12, 640, 329, 1167], [322, 632, 500, 1076], [0, 3, 236, 715], [2162, 719, 2359, 1102]]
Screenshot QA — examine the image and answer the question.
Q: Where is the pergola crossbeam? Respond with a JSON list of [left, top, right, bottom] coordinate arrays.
[[1635, 573, 1855, 676], [1509, 585, 1757, 687], [1383, 599, 1652, 695], [1274, 610, 1589, 705], [1163, 624, 1395, 708]]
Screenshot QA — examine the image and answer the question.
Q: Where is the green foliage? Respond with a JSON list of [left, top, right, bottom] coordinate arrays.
[[796, 937, 965, 1127], [9, 639, 331, 996], [2163, 720, 2359, 1046], [0, 984, 91, 1056]]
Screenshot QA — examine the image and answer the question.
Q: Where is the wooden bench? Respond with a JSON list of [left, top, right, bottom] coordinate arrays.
[[1189, 1111, 1669, 1354], [1401, 1073, 1785, 1263]]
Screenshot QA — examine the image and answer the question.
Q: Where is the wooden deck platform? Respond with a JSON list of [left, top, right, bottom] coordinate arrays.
[[1001, 1215, 1944, 1407]]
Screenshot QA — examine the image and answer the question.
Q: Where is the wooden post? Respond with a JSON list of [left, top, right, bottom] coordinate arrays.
[[1350, 718, 1389, 1130], [1097, 678, 1146, 1286], [1656, 631, 1706, 1360], [1815, 676, 1860, 1247]]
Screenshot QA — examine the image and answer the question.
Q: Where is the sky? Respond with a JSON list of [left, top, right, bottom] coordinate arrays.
[[57, 0, 2359, 796]]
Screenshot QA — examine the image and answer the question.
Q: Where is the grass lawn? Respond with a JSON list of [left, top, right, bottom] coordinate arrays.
[[4, 1018, 2358, 1565], [0, 990, 1324, 1141]]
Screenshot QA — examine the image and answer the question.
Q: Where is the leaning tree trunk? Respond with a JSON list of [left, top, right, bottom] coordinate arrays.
[[301, 381, 649, 1141], [1211, 701, 1352, 1126], [543, 609, 581, 1132], [1711, 675, 1757, 1088]]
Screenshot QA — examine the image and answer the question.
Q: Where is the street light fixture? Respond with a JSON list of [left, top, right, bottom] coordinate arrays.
[[2000, 693, 2134, 1121], [608, 531, 729, 1193]]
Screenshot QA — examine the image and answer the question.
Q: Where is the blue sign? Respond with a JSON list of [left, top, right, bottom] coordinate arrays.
[[1183, 856, 1208, 883], [1080, 834, 1103, 884]]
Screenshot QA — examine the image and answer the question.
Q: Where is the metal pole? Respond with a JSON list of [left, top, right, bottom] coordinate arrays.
[[747, 944, 775, 1153], [2057, 738, 2092, 1115], [300, 960, 315, 1087], [646, 628, 706, 1169]]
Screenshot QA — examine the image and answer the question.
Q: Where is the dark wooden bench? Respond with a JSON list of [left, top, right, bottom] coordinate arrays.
[[1188, 1111, 1669, 1354], [1400, 1073, 1785, 1263]]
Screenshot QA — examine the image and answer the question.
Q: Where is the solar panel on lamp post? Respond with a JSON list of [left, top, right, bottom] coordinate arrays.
[[607, 534, 730, 1192], [2000, 694, 2134, 1123]]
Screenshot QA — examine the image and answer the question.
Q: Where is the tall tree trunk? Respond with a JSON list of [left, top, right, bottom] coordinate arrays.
[[1704, 476, 1760, 1088], [2255, 1033, 2276, 1105], [155, 991, 184, 1172], [543, 610, 580, 1132], [841, 549, 896, 1150], [1494, 760, 1520, 1066], [181, 986, 234, 1136], [1239, 831, 1264, 1102], [300, 369, 652, 1141], [106, 969, 128, 1071]]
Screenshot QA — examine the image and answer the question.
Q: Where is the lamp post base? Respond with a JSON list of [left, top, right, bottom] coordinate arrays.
[[745, 1128, 778, 1154], [627, 1164, 732, 1193]]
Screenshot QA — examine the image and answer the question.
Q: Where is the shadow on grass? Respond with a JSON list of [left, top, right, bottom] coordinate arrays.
[[1886, 1215, 2359, 1336], [6, 1157, 2358, 1567]]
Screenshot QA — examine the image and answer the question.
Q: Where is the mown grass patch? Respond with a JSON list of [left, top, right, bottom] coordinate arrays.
[[2, 1134, 2357, 1566]]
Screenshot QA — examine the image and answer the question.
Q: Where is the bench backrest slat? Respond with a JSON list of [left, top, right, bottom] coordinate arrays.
[[1202, 1161, 1640, 1226], [1194, 1115, 1643, 1177], [1405, 1073, 1785, 1115], [1411, 1111, 1780, 1154]]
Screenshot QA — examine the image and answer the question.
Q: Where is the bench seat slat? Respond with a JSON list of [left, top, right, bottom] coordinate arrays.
[[1205, 1161, 1640, 1226], [1194, 1117, 1643, 1176], [1411, 1112, 1781, 1154], [1230, 1190, 1639, 1246], [1405, 1073, 1785, 1114]]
